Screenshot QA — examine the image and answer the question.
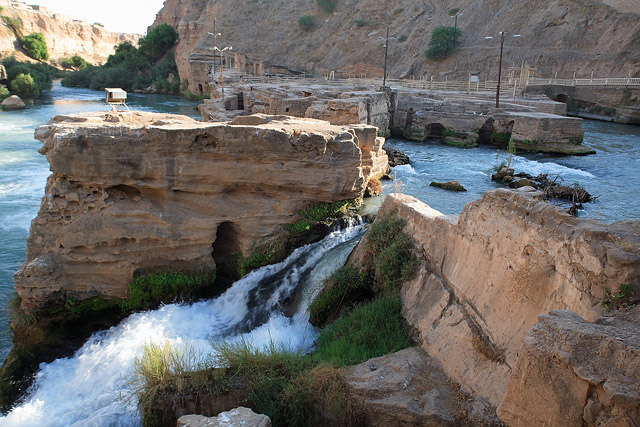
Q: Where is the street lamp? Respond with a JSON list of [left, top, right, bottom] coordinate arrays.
[[207, 31, 222, 75], [376, 26, 391, 86], [485, 32, 520, 108], [211, 45, 233, 97], [450, 12, 462, 46]]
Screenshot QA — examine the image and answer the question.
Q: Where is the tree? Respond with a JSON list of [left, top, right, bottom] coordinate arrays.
[[424, 26, 462, 59], [10, 73, 39, 99], [60, 54, 89, 71], [138, 23, 179, 60], [20, 32, 49, 61]]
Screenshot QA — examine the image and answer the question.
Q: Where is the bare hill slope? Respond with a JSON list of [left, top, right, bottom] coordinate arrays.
[[153, 0, 640, 84]]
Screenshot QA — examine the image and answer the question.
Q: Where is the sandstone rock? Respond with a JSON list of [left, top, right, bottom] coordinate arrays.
[[498, 308, 640, 427], [15, 112, 388, 314], [357, 190, 640, 407], [1, 95, 26, 110], [0, 1, 139, 63], [177, 407, 271, 427], [345, 347, 499, 426], [429, 181, 467, 192]]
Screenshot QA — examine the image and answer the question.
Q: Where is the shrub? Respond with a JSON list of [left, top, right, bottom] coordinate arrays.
[[308, 265, 370, 326], [10, 73, 38, 99], [60, 54, 88, 71], [1, 16, 22, 36], [317, 0, 337, 13], [353, 19, 369, 27], [298, 15, 315, 31], [313, 295, 414, 366], [121, 272, 213, 312], [424, 26, 462, 59], [398, 34, 408, 42], [20, 32, 49, 61], [0, 85, 9, 102]]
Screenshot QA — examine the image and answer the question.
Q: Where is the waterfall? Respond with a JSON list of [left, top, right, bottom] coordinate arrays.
[[0, 222, 365, 426]]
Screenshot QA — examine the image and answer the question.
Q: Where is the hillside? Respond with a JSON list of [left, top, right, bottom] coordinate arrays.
[[0, 0, 139, 64], [152, 0, 640, 88]]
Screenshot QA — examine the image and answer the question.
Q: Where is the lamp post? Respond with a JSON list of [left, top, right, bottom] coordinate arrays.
[[207, 18, 221, 75], [485, 32, 520, 108], [211, 45, 233, 97]]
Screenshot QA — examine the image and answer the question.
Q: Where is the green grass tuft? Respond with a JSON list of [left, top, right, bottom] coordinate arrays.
[[313, 295, 414, 366]]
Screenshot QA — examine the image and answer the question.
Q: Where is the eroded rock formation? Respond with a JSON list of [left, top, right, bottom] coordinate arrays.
[[14, 112, 387, 314], [499, 308, 640, 426], [0, 0, 139, 63], [357, 190, 639, 423]]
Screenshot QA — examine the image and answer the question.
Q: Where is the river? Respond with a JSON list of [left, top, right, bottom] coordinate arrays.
[[0, 83, 638, 424]]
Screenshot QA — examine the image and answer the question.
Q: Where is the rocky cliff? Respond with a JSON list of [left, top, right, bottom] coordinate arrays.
[[363, 190, 640, 424], [152, 0, 640, 86], [14, 112, 387, 314], [0, 0, 139, 64]]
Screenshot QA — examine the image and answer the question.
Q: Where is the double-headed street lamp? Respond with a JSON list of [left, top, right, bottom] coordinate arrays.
[[207, 30, 222, 74], [485, 32, 520, 108], [210, 45, 233, 96]]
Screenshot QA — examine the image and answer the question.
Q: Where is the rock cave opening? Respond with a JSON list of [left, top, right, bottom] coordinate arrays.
[[212, 221, 242, 287]]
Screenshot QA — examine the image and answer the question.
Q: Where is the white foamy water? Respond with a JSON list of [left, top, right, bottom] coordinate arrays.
[[0, 223, 365, 426], [514, 156, 595, 178]]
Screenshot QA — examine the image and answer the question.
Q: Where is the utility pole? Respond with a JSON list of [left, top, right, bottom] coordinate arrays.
[[485, 32, 520, 108], [383, 25, 389, 86]]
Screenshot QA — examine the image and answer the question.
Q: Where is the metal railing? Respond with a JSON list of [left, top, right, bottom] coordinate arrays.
[[234, 74, 640, 92], [527, 77, 640, 87]]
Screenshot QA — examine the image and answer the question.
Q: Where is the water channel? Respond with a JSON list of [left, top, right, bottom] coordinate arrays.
[[0, 82, 638, 424]]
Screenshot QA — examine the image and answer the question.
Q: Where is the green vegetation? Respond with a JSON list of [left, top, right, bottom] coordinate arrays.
[[10, 73, 38, 99], [93, 22, 104, 27], [59, 54, 89, 71], [63, 272, 215, 317], [286, 199, 357, 235], [448, 8, 460, 16], [62, 24, 180, 94], [0, 85, 10, 102], [491, 131, 511, 145], [316, 0, 337, 13], [309, 213, 418, 325], [1, 16, 23, 36], [424, 25, 462, 59], [237, 245, 276, 278], [353, 19, 369, 27], [20, 32, 49, 61], [313, 295, 413, 366], [393, 7, 405, 15], [506, 137, 516, 169], [298, 15, 315, 31], [398, 34, 408, 42], [602, 284, 633, 312], [308, 265, 369, 326]]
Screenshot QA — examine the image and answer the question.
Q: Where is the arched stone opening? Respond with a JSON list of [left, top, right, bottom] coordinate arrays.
[[198, 83, 203, 93], [555, 94, 570, 104], [212, 222, 242, 287]]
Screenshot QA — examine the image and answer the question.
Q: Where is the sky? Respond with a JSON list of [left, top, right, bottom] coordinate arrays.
[[26, 0, 167, 34]]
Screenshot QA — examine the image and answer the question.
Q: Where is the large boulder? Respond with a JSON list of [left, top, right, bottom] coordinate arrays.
[[499, 308, 640, 426], [15, 112, 388, 314], [1, 95, 26, 110]]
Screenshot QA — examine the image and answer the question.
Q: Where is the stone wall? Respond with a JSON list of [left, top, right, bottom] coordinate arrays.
[[526, 85, 640, 124], [367, 190, 640, 408], [15, 112, 388, 314]]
